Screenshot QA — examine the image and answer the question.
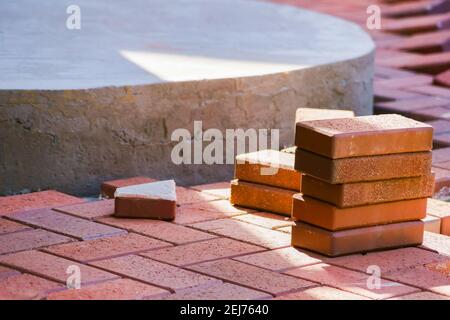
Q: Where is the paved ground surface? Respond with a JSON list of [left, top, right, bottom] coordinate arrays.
[[0, 183, 449, 300]]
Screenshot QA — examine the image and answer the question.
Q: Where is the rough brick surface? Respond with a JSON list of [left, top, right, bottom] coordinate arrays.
[[0, 250, 119, 285], [234, 247, 322, 271], [9, 209, 126, 240], [44, 233, 172, 263], [188, 259, 315, 296], [0, 218, 31, 235], [162, 282, 271, 300], [296, 149, 432, 184], [230, 179, 296, 216], [274, 286, 369, 300], [190, 218, 290, 249], [91, 255, 221, 292], [0, 273, 63, 300], [176, 186, 220, 205], [141, 237, 264, 267], [232, 212, 294, 230], [0, 190, 83, 217], [54, 200, 114, 220], [302, 174, 434, 208], [47, 278, 170, 300], [190, 182, 231, 199], [285, 263, 419, 299], [0, 266, 20, 279], [98, 216, 216, 245], [0, 229, 73, 255]]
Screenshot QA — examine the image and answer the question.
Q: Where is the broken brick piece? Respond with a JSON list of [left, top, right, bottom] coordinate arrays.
[[292, 221, 424, 257], [292, 194, 427, 231], [114, 180, 177, 220], [235, 150, 301, 191], [295, 148, 432, 184], [230, 179, 296, 216], [301, 174, 434, 208], [295, 114, 433, 159], [101, 176, 157, 199]]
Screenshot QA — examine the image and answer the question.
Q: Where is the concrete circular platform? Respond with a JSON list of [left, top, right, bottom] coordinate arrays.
[[0, 0, 374, 195]]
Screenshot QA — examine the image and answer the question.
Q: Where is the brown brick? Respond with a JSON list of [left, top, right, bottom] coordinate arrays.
[[292, 221, 424, 257], [301, 174, 434, 208], [230, 179, 296, 216], [295, 149, 432, 184], [292, 194, 427, 231], [235, 150, 301, 190], [295, 114, 433, 159], [101, 176, 157, 199], [115, 197, 176, 220]]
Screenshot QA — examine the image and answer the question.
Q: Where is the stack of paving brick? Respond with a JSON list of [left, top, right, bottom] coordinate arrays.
[[291, 114, 436, 257]]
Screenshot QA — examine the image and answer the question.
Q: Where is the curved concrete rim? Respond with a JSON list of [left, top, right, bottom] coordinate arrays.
[[0, 0, 375, 90]]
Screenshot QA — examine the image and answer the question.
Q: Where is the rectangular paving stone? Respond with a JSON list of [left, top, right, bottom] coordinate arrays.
[[375, 75, 433, 89], [141, 237, 264, 267], [190, 182, 231, 200], [285, 263, 419, 299], [0, 190, 83, 217], [101, 176, 157, 198], [310, 174, 432, 207], [295, 149, 432, 184], [97, 216, 216, 245], [188, 259, 316, 296], [230, 179, 296, 216], [427, 198, 450, 235], [47, 278, 170, 300], [91, 255, 221, 292], [176, 186, 220, 205], [384, 260, 450, 297], [293, 194, 427, 231], [274, 286, 369, 300], [54, 200, 114, 220], [0, 250, 119, 285], [235, 150, 301, 190], [0, 273, 64, 300], [385, 29, 450, 53], [408, 85, 450, 99], [382, 13, 450, 35], [389, 291, 450, 300], [161, 282, 271, 300], [0, 265, 20, 279], [292, 221, 424, 257], [0, 229, 73, 255], [174, 199, 252, 225], [190, 218, 291, 249], [375, 97, 450, 116], [232, 212, 294, 230], [374, 83, 424, 102], [9, 209, 126, 240], [234, 247, 322, 272], [0, 218, 31, 235], [294, 114, 433, 159], [421, 231, 450, 256], [380, 51, 450, 74], [44, 233, 172, 263], [326, 247, 447, 274], [410, 106, 450, 122]]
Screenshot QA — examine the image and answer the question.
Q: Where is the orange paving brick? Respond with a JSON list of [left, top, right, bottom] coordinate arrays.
[[379, 51, 450, 74], [190, 182, 231, 199], [54, 199, 114, 220], [421, 231, 450, 256], [0, 229, 73, 255], [293, 194, 427, 231], [389, 291, 450, 300], [295, 114, 433, 159], [43, 233, 172, 263], [232, 212, 294, 230], [375, 74, 433, 88], [97, 216, 216, 245], [0, 218, 31, 235], [47, 278, 170, 300], [0, 273, 63, 300], [274, 286, 369, 300], [285, 263, 419, 299], [307, 172, 422, 207], [190, 218, 290, 249], [230, 179, 296, 216], [100, 176, 157, 198], [327, 247, 447, 273], [384, 260, 450, 297], [0, 250, 119, 285], [382, 13, 450, 35], [423, 214, 442, 233], [91, 255, 221, 292], [292, 221, 424, 257], [9, 209, 126, 240], [0, 190, 83, 217], [427, 198, 450, 235], [188, 259, 315, 296], [234, 247, 322, 272], [141, 237, 264, 267], [235, 150, 301, 191], [174, 200, 252, 225], [295, 149, 432, 184]]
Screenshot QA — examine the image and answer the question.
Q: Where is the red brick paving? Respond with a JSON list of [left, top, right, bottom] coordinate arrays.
[[421, 231, 450, 255], [427, 198, 450, 235], [190, 181, 231, 199], [0, 218, 31, 235], [54, 199, 114, 220], [0, 273, 63, 300], [231, 212, 294, 230], [389, 291, 450, 300], [274, 286, 369, 300]]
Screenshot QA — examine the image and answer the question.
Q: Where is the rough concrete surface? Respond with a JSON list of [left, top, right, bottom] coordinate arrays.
[[0, 0, 374, 195]]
